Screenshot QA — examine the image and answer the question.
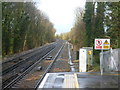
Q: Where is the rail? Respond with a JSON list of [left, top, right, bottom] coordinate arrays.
[[2, 45, 56, 90], [35, 44, 65, 89]]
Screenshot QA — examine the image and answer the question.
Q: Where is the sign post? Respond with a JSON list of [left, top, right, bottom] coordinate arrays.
[[95, 39, 110, 75], [101, 49, 103, 75]]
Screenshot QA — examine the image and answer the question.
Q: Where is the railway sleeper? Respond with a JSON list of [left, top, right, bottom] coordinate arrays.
[[36, 66, 42, 71]]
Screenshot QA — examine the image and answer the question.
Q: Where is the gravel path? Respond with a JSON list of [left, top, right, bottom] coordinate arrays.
[[50, 43, 70, 72]]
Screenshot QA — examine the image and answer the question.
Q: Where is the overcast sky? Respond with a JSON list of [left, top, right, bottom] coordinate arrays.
[[37, 0, 86, 34]]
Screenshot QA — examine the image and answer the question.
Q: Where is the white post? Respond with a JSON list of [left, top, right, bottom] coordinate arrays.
[[68, 42, 72, 65]]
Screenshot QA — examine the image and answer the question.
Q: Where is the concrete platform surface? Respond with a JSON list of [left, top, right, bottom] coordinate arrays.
[[37, 72, 120, 89]]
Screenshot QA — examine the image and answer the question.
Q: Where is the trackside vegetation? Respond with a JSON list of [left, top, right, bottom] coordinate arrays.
[[58, 2, 120, 67], [2, 2, 56, 57]]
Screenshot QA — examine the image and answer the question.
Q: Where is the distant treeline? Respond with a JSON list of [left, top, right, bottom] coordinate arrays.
[[2, 2, 56, 57]]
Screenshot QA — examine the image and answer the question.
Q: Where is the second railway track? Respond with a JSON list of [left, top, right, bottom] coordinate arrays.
[[2, 44, 55, 75], [2, 43, 56, 89]]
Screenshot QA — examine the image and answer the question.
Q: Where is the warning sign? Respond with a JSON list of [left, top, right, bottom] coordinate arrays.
[[95, 39, 110, 50], [104, 40, 109, 44], [96, 40, 102, 49], [103, 40, 110, 49]]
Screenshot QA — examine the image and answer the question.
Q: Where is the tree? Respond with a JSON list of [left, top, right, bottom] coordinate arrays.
[[105, 2, 120, 48], [95, 2, 105, 38], [83, 2, 95, 47], [2, 2, 56, 57]]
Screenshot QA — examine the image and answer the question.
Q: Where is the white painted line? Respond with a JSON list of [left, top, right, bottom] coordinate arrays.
[[38, 73, 50, 88]]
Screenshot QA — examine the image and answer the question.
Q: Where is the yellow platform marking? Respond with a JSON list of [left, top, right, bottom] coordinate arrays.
[[103, 73, 120, 75], [63, 74, 79, 88], [74, 73, 79, 88]]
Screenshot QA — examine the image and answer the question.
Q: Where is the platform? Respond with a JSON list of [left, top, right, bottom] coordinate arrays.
[[37, 72, 120, 89]]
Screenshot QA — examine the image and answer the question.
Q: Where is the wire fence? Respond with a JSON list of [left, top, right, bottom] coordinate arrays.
[[100, 48, 120, 72]]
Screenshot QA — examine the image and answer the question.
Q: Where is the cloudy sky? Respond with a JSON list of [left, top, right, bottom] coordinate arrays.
[[37, 0, 86, 34]]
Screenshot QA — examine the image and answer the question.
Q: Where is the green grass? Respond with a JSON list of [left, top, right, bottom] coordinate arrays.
[[89, 63, 100, 72]]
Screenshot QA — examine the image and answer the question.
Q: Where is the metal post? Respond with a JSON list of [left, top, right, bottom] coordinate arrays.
[[101, 49, 103, 75], [91, 50, 93, 66], [68, 42, 72, 65], [88, 52, 90, 71]]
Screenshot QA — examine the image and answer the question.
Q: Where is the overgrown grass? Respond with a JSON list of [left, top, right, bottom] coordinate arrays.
[[92, 63, 100, 72], [91, 51, 100, 72], [89, 53, 100, 72]]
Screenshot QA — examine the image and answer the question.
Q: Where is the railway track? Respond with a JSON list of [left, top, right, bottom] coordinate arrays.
[[2, 40, 65, 89], [35, 44, 65, 89], [2, 44, 55, 75], [2, 42, 55, 64], [2, 43, 57, 89]]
